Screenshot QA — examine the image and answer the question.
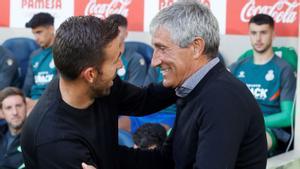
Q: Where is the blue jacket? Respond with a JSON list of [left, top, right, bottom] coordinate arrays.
[[0, 46, 20, 89], [0, 124, 24, 169]]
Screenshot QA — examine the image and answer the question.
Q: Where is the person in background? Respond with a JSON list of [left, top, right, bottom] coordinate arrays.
[[230, 14, 296, 155], [106, 14, 148, 86], [133, 123, 167, 150], [0, 87, 27, 169], [0, 46, 20, 122], [23, 12, 57, 113], [0, 46, 20, 90]]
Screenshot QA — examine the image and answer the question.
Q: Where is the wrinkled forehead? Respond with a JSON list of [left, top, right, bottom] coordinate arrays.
[[151, 26, 175, 46]]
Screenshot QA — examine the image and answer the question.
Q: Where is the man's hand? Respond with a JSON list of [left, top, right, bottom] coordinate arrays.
[[82, 162, 96, 169]]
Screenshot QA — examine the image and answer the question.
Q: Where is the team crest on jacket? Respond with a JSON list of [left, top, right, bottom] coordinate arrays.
[[6, 59, 13, 66], [139, 58, 145, 66], [265, 70, 274, 81]]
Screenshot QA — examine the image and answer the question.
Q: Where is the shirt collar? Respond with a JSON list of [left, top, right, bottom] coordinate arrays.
[[175, 57, 220, 97]]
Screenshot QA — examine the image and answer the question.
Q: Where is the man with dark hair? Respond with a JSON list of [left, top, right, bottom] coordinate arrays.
[[106, 14, 147, 86], [83, 1, 267, 169], [21, 15, 176, 169], [0, 87, 27, 169], [230, 14, 296, 154], [133, 123, 166, 150], [23, 12, 57, 111]]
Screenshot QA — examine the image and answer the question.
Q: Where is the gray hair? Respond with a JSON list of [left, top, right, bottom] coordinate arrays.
[[150, 0, 220, 58]]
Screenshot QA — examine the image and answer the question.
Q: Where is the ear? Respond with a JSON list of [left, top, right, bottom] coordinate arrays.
[[192, 37, 205, 59], [272, 30, 276, 39], [81, 67, 98, 84]]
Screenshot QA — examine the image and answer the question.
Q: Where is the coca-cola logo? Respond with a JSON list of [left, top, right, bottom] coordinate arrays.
[[84, 0, 131, 18], [159, 0, 174, 10], [200, 0, 210, 8], [159, 0, 211, 10], [241, 0, 300, 23]]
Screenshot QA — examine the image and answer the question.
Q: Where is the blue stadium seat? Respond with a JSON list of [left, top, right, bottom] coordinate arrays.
[[118, 129, 134, 147], [2, 37, 39, 87], [125, 41, 153, 65]]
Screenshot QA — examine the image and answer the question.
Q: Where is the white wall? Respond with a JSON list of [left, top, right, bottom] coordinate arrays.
[[1, 27, 298, 65]]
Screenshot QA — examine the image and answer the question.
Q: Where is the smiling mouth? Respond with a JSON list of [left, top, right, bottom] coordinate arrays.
[[160, 68, 171, 76]]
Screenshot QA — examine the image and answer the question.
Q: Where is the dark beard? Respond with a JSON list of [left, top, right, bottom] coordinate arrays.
[[253, 43, 272, 54]]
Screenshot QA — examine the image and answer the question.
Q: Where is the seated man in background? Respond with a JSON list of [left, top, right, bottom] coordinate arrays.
[[106, 14, 148, 86], [230, 14, 296, 155], [239, 47, 298, 72], [0, 87, 27, 169], [0, 46, 20, 90], [107, 14, 176, 134], [22, 12, 57, 112], [133, 123, 167, 150]]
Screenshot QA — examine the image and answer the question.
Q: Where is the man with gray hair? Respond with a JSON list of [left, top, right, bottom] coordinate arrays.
[[83, 1, 267, 169], [121, 0, 267, 168]]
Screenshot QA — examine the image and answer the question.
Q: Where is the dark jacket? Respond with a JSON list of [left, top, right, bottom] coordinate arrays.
[[0, 46, 20, 89], [21, 76, 176, 169], [0, 124, 24, 169], [119, 62, 268, 169]]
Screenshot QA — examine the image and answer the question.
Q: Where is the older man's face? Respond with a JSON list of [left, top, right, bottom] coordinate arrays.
[[151, 27, 195, 88]]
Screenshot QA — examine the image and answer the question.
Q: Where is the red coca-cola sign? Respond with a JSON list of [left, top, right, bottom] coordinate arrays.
[[159, 0, 174, 10], [226, 0, 299, 36], [0, 0, 9, 27], [159, 0, 210, 10], [75, 0, 144, 31]]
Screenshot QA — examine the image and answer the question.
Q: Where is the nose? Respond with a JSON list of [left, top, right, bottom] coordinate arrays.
[[151, 50, 162, 67], [34, 35, 40, 43], [256, 33, 262, 42], [11, 107, 18, 116]]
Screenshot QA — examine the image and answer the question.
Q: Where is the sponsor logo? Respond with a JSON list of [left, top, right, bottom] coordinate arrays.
[[247, 84, 268, 100], [240, 0, 300, 24], [226, 0, 299, 36], [159, 0, 210, 10], [33, 62, 39, 69], [49, 59, 55, 69], [75, 0, 143, 31], [238, 71, 246, 78], [84, 0, 132, 19], [21, 0, 62, 9], [159, 0, 174, 10], [34, 71, 54, 85]]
